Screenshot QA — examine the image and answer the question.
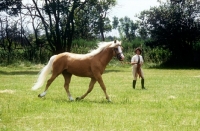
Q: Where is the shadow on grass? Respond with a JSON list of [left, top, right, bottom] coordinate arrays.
[[0, 68, 126, 76], [0, 70, 39, 75], [104, 69, 121, 74], [48, 97, 114, 104], [104, 69, 127, 74]]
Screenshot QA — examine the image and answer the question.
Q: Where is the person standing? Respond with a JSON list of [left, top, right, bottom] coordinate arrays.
[[131, 47, 146, 89]]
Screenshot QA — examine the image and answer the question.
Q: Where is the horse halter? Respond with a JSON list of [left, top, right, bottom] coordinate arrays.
[[114, 46, 124, 61]]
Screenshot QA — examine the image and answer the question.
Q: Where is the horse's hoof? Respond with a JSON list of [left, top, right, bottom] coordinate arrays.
[[38, 94, 45, 98], [76, 97, 81, 101], [107, 99, 112, 102], [38, 92, 47, 98], [69, 98, 74, 101]]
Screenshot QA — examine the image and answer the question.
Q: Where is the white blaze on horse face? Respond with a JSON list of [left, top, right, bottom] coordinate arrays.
[[118, 46, 125, 60], [117, 46, 122, 53]]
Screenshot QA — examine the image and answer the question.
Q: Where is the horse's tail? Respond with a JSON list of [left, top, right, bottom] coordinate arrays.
[[32, 55, 57, 90]]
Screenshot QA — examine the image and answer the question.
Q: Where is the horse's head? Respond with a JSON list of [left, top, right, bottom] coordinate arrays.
[[109, 40, 125, 61]]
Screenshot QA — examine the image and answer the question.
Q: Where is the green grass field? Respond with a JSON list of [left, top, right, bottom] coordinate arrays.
[[0, 65, 200, 131]]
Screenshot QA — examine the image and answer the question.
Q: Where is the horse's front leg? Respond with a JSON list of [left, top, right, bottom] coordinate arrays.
[[62, 71, 73, 101], [96, 75, 111, 102], [76, 78, 96, 101]]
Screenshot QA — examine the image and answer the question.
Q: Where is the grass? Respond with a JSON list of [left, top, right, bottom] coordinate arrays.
[[0, 65, 200, 131]]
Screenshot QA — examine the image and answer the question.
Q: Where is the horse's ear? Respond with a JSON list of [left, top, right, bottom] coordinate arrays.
[[119, 41, 122, 45], [109, 40, 121, 48], [116, 40, 122, 46], [109, 42, 117, 48]]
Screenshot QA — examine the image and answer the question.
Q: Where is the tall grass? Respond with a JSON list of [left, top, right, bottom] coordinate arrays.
[[0, 66, 199, 131]]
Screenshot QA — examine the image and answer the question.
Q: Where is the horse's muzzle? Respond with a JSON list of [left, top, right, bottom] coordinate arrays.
[[117, 53, 125, 61]]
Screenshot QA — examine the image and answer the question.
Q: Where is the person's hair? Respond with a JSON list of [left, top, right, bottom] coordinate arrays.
[[134, 47, 142, 54]]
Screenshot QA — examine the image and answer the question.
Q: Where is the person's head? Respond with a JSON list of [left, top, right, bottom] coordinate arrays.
[[134, 47, 142, 55]]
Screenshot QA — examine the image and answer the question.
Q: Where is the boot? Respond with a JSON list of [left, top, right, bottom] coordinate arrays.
[[132, 80, 136, 89], [141, 79, 146, 89]]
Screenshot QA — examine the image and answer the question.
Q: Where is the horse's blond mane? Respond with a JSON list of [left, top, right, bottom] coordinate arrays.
[[87, 41, 113, 56]]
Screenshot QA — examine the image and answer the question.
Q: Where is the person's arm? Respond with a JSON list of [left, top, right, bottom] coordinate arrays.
[[131, 61, 137, 65], [140, 55, 144, 65], [131, 56, 137, 65]]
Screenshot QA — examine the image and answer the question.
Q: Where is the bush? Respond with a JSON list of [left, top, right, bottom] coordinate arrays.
[[0, 39, 172, 68], [71, 39, 98, 54], [144, 47, 172, 67]]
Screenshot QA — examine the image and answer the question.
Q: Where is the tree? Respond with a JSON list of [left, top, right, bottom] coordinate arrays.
[[112, 16, 119, 29], [138, 1, 200, 66], [30, 0, 116, 54], [0, 0, 22, 15], [31, 0, 87, 53], [74, 0, 116, 41], [93, 0, 116, 41], [113, 16, 138, 41]]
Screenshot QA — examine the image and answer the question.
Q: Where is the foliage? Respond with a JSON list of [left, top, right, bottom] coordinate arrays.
[[71, 39, 98, 54], [0, 47, 51, 65], [0, 35, 173, 67], [29, 0, 116, 53], [0, 66, 200, 130], [144, 46, 172, 67], [31, 0, 82, 53], [120, 38, 172, 67], [137, 1, 200, 66], [2, 0, 200, 67], [0, 0, 22, 15], [112, 16, 138, 41], [74, 0, 115, 40]]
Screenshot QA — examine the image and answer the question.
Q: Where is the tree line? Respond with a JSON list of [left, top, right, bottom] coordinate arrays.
[[0, 0, 200, 67]]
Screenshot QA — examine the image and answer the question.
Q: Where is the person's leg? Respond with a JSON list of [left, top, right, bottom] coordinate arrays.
[[132, 65, 137, 89], [140, 69, 146, 89], [132, 80, 136, 89]]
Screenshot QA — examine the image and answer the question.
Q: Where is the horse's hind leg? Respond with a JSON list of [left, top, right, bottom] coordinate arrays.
[[76, 78, 96, 101], [62, 70, 73, 101], [38, 71, 60, 97]]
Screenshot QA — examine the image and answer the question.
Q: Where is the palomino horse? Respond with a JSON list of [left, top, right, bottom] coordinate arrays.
[[32, 40, 124, 102]]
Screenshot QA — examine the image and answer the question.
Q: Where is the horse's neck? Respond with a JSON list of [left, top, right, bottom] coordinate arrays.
[[97, 48, 113, 66]]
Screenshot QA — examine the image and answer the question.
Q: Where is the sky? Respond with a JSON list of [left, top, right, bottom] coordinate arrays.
[[107, 0, 163, 36], [0, 0, 163, 37], [109, 0, 161, 20]]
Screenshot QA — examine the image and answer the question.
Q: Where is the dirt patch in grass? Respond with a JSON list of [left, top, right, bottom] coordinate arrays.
[[0, 89, 15, 94]]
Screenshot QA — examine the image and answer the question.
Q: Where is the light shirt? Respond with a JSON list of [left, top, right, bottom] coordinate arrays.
[[131, 55, 144, 65]]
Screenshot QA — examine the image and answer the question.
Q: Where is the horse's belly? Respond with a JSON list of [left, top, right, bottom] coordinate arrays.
[[67, 68, 93, 77], [71, 71, 93, 77]]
